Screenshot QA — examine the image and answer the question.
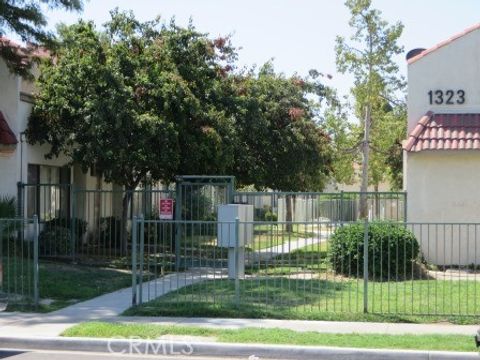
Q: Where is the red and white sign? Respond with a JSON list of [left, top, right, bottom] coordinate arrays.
[[159, 199, 174, 220]]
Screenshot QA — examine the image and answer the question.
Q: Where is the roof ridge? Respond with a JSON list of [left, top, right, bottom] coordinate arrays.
[[408, 23, 480, 64]]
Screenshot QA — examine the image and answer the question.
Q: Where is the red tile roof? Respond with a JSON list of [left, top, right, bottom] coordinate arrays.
[[408, 23, 480, 64], [0, 37, 50, 59], [404, 112, 480, 152], [0, 112, 17, 146]]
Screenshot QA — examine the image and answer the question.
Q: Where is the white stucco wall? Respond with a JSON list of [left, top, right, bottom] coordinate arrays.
[[408, 28, 480, 133], [407, 151, 480, 222], [407, 151, 480, 264]]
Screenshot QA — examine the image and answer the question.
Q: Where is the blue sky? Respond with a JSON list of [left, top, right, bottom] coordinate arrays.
[[27, 0, 480, 99]]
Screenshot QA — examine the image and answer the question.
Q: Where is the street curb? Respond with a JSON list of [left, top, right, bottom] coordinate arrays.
[[0, 336, 478, 360]]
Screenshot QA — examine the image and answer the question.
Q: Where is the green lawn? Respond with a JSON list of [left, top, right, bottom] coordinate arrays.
[[124, 277, 480, 324], [5, 259, 134, 312], [178, 223, 319, 252], [247, 241, 330, 275], [62, 322, 477, 352], [250, 224, 317, 250]]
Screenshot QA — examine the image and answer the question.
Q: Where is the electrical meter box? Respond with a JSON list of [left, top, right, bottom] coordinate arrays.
[[217, 204, 254, 247]]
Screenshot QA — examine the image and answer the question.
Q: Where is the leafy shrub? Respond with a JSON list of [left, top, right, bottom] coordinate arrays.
[[43, 217, 88, 241], [0, 196, 23, 255], [328, 222, 419, 279], [0, 196, 16, 218], [264, 211, 278, 222], [39, 226, 71, 256]]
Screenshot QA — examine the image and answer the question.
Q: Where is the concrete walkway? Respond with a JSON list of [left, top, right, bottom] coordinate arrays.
[[0, 268, 227, 337], [251, 231, 329, 261]]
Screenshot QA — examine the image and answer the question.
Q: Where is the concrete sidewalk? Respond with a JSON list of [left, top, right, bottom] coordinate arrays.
[[115, 316, 480, 336], [1, 312, 479, 338], [0, 265, 478, 338]]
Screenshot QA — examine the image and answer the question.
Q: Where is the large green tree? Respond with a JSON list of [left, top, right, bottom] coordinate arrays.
[[0, 0, 83, 77], [231, 63, 333, 192], [27, 11, 237, 249], [229, 64, 333, 230], [335, 0, 405, 216]]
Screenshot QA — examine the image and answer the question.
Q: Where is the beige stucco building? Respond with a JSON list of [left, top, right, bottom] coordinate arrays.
[[404, 24, 480, 265]]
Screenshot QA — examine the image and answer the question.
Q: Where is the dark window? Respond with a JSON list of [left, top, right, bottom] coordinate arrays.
[[26, 165, 71, 220]]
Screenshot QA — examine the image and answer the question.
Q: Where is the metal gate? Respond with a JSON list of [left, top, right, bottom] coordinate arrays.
[[173, 176, 235, 270]]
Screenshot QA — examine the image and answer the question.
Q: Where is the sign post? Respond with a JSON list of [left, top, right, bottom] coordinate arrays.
[[159, 199, 174, 220]]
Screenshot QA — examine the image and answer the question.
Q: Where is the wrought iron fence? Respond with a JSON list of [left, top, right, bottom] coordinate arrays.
[[132, 218, 480, 317], [233, 191, 406, 222], [17, 183, 174, 261], [72, 188, 174, 260], [0, 217, 39, 309]]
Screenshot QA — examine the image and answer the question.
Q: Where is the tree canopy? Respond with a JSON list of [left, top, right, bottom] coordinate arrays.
[[0, 0, 83, 77], [335, 0, 405, 195], [229, 64, 333, 192], [27, 11, 333, 194], [27, 10, 237, 191]]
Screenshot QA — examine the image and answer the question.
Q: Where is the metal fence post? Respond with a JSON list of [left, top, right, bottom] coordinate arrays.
[[174, 181, 182, 271], [403, 192, 408, 222], [33, 215, 39, 308], [234, 217, 240, 307], [131, 216, 138, 306], [138, 214, 145, 306], [70, 184, 76, 261], [363, 217, 369, 313], [339, 191, 344, 225]]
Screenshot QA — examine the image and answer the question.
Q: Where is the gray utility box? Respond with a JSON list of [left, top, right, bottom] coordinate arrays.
[[217, 204, 254, 279]]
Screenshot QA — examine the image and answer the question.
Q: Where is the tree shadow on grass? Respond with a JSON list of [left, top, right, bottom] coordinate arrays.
[[125, 277, 353, 317]]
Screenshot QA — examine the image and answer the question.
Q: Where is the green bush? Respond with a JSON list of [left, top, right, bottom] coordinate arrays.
[[39, 226, 71, 256], [264, 211, 278, 222], [0, 195, 16, 218], [0, 196, 23, 255], [328, 222, 420, 279], [43, 217, 88, 241]]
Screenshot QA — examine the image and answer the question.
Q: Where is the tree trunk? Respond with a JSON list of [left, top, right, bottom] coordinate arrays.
[[285, 194, 293, 233], [121, 189, 133, 256], [359, 105, 371, 219]]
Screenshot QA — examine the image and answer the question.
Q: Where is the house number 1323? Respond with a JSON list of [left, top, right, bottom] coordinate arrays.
[[428, 90, 465, 105]]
